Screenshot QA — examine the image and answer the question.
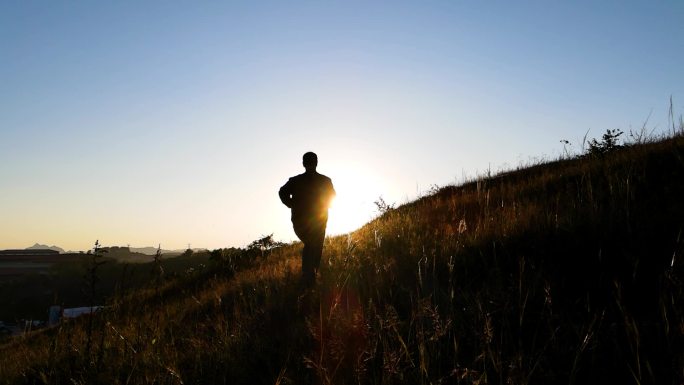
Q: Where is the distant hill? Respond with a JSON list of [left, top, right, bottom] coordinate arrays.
[[130, 246, 177, 255], [25, 243, 64, 253], [100, 246, 208, 262], [129, 247, 206, 255], [16, 245, 206, 256]]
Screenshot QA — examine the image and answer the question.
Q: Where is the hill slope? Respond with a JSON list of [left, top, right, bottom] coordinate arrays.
[[2, 135, 684, 384]]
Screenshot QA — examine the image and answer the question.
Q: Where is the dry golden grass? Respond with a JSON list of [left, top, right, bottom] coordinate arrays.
[[2, 134, 684, 384]]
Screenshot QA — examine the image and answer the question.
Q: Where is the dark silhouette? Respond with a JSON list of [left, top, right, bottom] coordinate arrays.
[[279, 152, 335, 286]]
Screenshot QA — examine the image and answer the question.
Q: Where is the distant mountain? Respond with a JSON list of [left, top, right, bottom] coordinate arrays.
[[130, 247, 184, 255], [128, 247, 207, 255], [17, 244, 205, 256], [26, 243, 64, 253]]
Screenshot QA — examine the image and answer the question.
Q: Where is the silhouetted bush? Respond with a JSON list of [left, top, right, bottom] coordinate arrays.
[[587, 128, 624, 156]]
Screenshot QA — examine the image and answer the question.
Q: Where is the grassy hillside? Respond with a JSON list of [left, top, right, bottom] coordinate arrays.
[[1, 134, 684, 384]]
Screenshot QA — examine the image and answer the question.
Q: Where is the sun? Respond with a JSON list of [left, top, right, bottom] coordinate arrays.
[[325, 163, 385, 236]]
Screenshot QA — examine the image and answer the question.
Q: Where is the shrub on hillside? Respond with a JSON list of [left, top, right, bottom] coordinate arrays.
[[587, 128, 624, 156]]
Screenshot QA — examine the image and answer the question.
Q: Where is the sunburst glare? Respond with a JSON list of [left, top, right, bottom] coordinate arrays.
[[325, 163, 386, 236]]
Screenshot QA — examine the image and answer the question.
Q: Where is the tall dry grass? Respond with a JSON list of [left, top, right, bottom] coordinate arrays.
[[2, 133, 684, 384]]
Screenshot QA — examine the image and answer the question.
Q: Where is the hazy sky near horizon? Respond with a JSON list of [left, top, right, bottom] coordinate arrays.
[[1, 1, 683, 251]]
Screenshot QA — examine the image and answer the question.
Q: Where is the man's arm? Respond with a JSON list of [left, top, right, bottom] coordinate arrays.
[[279, 180, 293, 208], [326, 178, 336, 208], [329, 179, 336, 200]]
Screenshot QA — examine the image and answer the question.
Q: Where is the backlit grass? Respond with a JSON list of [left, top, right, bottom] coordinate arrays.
[[2, 133, 684, 384]]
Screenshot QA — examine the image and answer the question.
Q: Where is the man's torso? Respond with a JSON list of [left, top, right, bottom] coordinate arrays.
[[284, 172, 334, 223]]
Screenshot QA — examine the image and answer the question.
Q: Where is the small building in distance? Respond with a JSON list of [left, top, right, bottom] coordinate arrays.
[[0, 249, 60, 256], [0, 249, 83, 279], [48, 305, 104, 326]]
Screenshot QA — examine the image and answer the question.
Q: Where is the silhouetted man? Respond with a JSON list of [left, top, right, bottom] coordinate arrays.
[[279, 152, 335, 286]]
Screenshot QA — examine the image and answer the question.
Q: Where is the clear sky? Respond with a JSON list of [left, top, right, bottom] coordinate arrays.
[[1, 1, 683, 251]]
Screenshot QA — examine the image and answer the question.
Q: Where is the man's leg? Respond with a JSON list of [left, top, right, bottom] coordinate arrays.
[[293, 221, 315, 286], [301, 241, 316, 286], [310, 225, 326, 275]]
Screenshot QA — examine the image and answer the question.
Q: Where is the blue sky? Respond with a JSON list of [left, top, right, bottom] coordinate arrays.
[[1, 1, 682, 251]]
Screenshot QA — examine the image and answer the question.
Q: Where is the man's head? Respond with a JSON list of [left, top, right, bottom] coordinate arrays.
[[303, 151, 318, 172]]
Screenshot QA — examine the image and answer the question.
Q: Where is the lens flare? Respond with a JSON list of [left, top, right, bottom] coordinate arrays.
[[325, 165, 384, 236]]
